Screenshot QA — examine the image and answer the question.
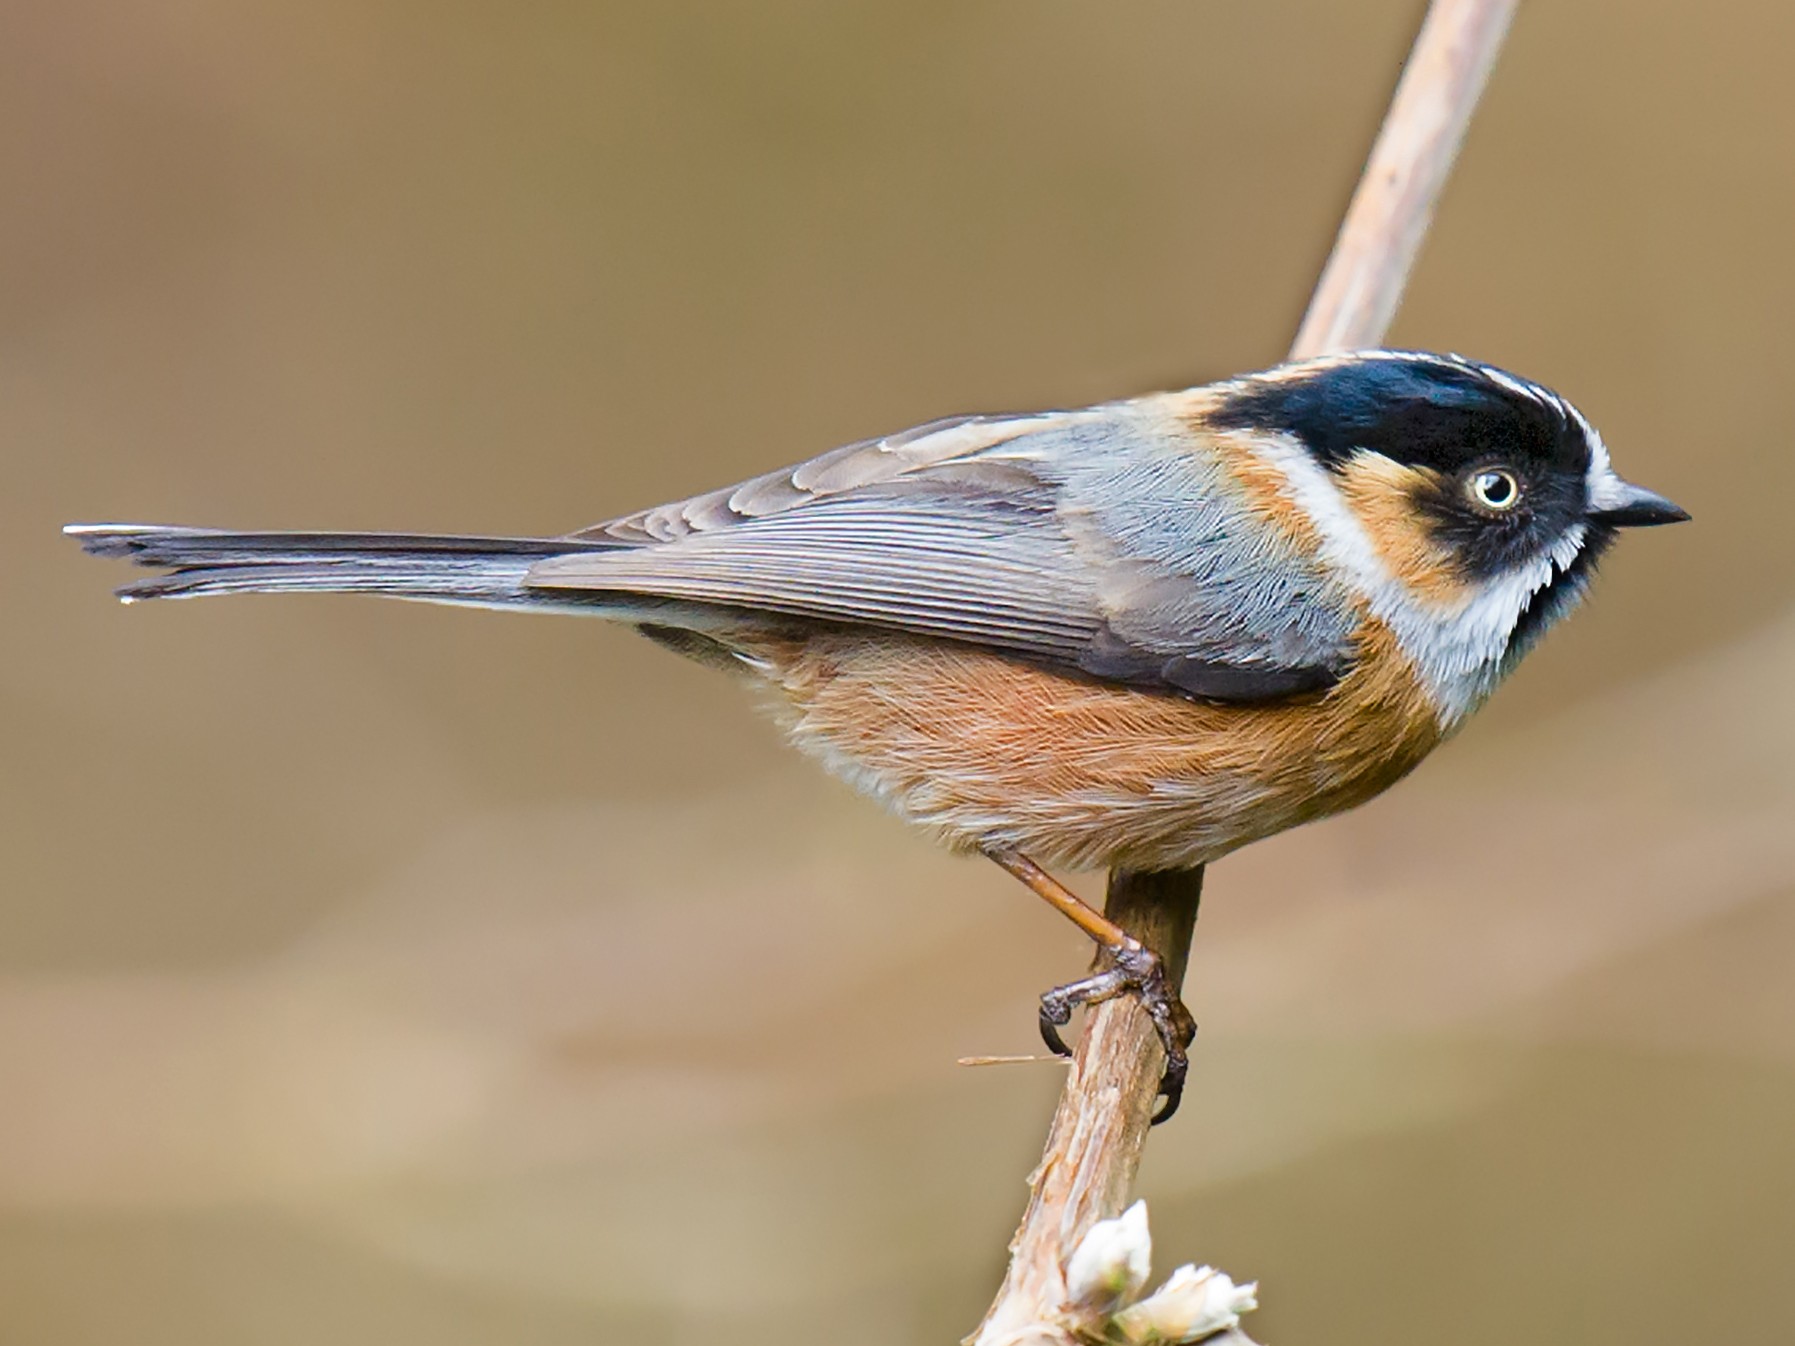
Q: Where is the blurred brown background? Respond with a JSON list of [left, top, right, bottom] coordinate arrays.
[[6, 1, 1794, 1342]]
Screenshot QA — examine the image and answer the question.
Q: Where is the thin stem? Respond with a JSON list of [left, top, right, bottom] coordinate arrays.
[[971, 870, 1202, 1346], [1292, 0, 1520, 360], [968, 3, 1520, 1341]]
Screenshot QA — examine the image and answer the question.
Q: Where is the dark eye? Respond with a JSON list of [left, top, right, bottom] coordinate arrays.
[[1467, 467, 1521, 512]]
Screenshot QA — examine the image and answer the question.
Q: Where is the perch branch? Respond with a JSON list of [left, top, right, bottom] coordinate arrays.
[[1292, 0, 1521, 360], [968, 3, 1520, 1343]]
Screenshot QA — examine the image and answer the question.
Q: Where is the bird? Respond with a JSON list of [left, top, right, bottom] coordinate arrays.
[[68, 348, 1688, 1121]]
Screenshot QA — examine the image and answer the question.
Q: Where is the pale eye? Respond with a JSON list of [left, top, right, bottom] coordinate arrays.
[[1468, 467, 1521, 511]]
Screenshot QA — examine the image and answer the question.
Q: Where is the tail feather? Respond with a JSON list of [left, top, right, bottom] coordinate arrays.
[[64, 524, 621, 610]]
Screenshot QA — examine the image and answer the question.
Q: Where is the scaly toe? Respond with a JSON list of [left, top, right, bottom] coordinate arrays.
[[1033, 946, 1196, 1121]]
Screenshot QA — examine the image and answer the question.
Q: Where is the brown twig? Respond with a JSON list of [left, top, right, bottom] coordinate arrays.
[[1292, 0, 1521, 360], [967, 3, 1520, 1343]]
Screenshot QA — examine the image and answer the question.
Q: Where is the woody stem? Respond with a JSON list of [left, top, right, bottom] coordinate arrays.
[[969, 2, 1520, 1342]]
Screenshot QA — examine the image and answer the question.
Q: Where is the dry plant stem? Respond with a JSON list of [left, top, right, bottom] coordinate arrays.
[[969, 2, 1519, 1341], [1291, 0, 1520, 360], [972, 870, 1202, 1346]]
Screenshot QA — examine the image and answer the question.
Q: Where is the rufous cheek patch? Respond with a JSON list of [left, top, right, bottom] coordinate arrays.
[[1335, 454, 1471, 610]]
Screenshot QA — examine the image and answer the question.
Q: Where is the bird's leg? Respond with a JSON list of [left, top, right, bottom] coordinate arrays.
[[982, 846, 1197, 1123]]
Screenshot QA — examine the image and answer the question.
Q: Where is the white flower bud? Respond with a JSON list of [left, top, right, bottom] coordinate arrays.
[[1112, 1262, 1258, 1343], [1064, 1199, 1153, 1313]]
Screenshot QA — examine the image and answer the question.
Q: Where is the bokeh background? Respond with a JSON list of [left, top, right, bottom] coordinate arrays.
[[7, 1, 1794, 1342]]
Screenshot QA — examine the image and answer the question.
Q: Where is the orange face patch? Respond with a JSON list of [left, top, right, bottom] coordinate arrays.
[[1334, 453, 1472, 610]]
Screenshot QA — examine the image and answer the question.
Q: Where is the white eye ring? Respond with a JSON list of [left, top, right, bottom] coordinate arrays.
[[1468, 467, 1521, 511]]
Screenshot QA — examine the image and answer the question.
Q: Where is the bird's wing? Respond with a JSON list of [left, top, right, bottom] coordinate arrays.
[[533, 403, 1358, 701]]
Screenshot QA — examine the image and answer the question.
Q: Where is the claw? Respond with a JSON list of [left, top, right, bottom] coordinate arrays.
[[1036, 940, 1197, 1125], [1039, 1004, 1072, 1059], [1039, 965, 1130, 1058]]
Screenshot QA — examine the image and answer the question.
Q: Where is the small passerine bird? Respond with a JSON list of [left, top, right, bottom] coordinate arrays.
[[69, 349, 1687, 1119]]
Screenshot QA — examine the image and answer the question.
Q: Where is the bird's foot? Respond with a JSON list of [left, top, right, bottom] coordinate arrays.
[[1037, 938, 1197, 1125]]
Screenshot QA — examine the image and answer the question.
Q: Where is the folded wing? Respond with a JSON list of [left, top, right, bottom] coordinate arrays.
[[535, 404, 1357, 702]]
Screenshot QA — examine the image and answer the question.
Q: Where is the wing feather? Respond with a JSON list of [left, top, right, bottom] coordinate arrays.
[[570, 413, 1068, 545], [537, 404, 1359, 700]]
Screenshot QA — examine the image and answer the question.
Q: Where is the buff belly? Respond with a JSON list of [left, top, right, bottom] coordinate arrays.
[[722, 622, 1445, 871]]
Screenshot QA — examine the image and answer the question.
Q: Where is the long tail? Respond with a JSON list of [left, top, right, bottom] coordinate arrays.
[[65, 524, 623, 611]]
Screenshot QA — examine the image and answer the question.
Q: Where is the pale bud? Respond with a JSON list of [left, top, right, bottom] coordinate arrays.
[[1064, 1199, 1153, 1313], [1112, 1262, 1259, 1343]]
